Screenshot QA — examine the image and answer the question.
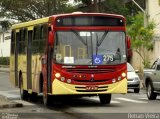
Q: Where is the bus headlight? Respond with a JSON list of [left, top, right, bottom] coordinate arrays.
[[121, 72, 126, 77], [55, 73, 61, 78]]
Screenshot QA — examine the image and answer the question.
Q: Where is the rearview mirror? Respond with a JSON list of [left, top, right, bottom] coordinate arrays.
[[48, 31, 54, 46]]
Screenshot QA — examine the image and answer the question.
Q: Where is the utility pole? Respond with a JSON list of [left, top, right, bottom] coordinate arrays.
[[131, 0, 148, 27]]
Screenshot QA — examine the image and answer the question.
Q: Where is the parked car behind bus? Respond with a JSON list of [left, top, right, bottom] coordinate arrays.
[[127, 63, 140, 93], [143, 58, 160, 100]]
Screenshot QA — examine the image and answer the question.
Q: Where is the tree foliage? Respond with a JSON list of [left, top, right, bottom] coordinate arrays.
[[0, 0, 76, 22], [0, 20, 11, 31], [0, 0, 132, 22], [100, 0, 129, 15], [76, 0, 129, 16], [127, 12, 155, 68]]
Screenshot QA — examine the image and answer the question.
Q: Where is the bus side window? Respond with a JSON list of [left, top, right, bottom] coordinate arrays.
[[16, 32, 20, 53], [11, 30, 15, 55], [39, 25, 47, 53], [24, 29, 28, 54], [19, 29, 26, 54], [32, 26, 40, 54]]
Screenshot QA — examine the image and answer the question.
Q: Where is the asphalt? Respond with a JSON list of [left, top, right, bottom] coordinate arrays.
[[0, 67, 23, 108], [0, 66, 144, 108]]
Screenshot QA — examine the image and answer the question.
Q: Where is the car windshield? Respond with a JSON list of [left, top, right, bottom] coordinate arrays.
[[127, 63, 135, 72], [53, 30, 126, 65]]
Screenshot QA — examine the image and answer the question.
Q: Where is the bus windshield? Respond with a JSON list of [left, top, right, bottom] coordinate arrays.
[[53, 31, 126, 65]]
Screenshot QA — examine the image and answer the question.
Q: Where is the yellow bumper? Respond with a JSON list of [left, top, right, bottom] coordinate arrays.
[[52, 78, 127, 95]]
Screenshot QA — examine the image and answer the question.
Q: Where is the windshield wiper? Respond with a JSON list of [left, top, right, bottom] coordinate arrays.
[[97, 31, 108, 47], [71, 29, 87, 46], [96, 33, 98, 55]]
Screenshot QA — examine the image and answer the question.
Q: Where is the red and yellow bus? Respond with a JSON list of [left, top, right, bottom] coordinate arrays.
[[10, 12, 128, 105]]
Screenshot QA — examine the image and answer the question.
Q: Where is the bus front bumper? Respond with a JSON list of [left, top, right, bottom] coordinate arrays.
[[52, 78, 127, 95]]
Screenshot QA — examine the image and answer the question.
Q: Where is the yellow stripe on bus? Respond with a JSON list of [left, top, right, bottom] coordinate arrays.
[[52, 78, 127, 95]]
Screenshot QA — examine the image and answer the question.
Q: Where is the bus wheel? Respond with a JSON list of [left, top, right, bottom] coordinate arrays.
[[29, 92, 38, 102], [99, 94, 111, 104], [20, 75, 28, 100]]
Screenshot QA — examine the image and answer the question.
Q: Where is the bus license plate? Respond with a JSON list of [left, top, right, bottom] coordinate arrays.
[[86, 86, 98, 90]]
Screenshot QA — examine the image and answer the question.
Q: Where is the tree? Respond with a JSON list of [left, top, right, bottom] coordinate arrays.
[[75, 0, 100, 12], [75, 0, 129, 16], [100, 0, 129, 15], [0, 0, 76, 22], [127, 12, 155, 68], [0, 0, 131, 22], [0, 20, 11, 31]]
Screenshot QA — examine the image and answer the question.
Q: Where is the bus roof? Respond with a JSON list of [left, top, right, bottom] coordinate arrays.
[[11, 12, 125, 29], [11, 17, 49, 29]]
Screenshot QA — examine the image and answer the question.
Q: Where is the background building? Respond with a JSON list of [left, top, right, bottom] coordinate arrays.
[[127, 0, 160, 71], [0, 30, 11, 57], [149, 0, 160, 61]]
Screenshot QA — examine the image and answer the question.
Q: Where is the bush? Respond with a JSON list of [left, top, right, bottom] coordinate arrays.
[[0, 57, 10, 65]]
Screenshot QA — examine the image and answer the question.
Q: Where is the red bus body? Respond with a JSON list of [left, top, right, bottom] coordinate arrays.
[[10, 13, 127, 105]]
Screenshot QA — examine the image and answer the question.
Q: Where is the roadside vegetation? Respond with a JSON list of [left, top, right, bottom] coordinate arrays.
[[0, 57, 9, 65], [127, 12, 155, 68]]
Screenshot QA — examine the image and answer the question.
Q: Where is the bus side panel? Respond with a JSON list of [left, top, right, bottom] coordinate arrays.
[[32, 54, 41, 92], [18, 54, 27, 90], [10, 54, 15, 86]]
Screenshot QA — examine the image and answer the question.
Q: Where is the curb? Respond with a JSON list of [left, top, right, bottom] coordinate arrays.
[[0, 65, 9, 73], [0, 65, 9, 68], [0, 96, 23, 109], [0, 68, 9, 73], [0, 70, 9, 73], [0, 103, 23, 108]]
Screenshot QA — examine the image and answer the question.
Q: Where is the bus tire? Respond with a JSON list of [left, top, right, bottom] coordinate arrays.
[[29, 92, 38, 102], [20, 75, 28, 100], [99, 94, 111, 104]]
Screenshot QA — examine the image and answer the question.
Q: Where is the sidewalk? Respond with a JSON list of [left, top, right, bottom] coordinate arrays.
[[0, 95, 22, 108], [0, 67, 9, 73], [0, 65, 10, 73], [0, 66, 23, 108]]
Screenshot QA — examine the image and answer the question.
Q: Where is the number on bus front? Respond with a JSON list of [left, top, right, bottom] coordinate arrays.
[[103, 55, 114, 62]]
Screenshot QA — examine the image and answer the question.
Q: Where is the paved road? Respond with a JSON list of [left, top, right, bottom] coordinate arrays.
[[0, 72, 160, 119]]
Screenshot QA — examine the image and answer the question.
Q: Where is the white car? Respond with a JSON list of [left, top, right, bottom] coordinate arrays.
[[127, 63, 140, 93]]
